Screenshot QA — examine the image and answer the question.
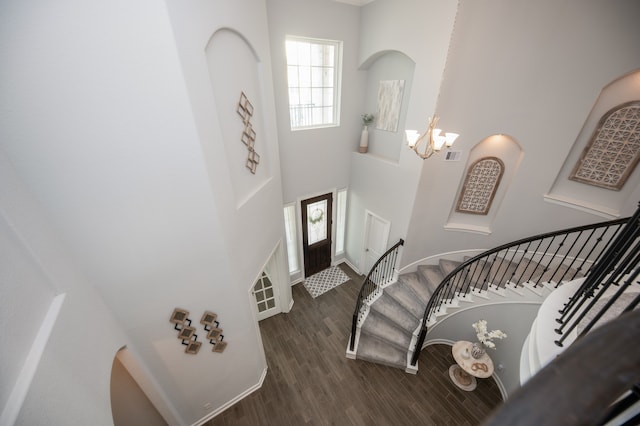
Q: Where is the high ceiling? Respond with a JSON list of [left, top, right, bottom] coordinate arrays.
[[333, 0, 375, 6]]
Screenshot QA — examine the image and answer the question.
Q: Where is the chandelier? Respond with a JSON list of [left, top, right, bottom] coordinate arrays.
[[405, 116, 459, 159]]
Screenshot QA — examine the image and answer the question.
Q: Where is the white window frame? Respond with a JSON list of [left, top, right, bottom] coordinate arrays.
[[335, 188, 347, 255], [285, 35, 342, 131], [283, 203, 299, 274]]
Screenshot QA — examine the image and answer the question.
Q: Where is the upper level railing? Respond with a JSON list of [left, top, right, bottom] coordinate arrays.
[[349, 239, 404, 352], [554, 203, 640, 347], [410, 215, 632, 366], [483, 309, 640, 426]]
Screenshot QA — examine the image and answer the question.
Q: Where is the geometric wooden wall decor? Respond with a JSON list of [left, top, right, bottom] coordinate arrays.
[[170, 308, 201, 355], [201, 311, 227, 353], [456, 156, 505, 215], [169, 309, 228, 354], [570, 101, 640, 190], [237, 91, 260, 174]]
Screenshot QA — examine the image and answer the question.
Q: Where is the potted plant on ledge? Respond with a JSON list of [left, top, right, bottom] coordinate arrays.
[[359, 113, 375, 153]]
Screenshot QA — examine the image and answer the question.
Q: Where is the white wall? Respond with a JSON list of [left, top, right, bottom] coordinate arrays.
[[344, 0, 457, 271], [403, 0, 640, 266], [0, 151, 131, 425], [1, 0, 286, 424], [426, 302, 541, 398], [266, 0, 365, 204]]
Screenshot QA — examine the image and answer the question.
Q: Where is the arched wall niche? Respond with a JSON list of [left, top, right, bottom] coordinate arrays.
[[445, 134, 524, 235], [205, 28, 271, 208], [110, 347, 170, 425], [359, 49, 415, 162], [545, 69, 640, 218]]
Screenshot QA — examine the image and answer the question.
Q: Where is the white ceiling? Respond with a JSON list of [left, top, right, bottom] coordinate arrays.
[[333, 0, 375, 6]]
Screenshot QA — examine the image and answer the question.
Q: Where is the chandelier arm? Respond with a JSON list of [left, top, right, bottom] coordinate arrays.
[[413, 116, 438, 159]]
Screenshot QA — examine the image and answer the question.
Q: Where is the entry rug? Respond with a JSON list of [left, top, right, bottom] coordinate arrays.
[[303, 266, 350, 298]]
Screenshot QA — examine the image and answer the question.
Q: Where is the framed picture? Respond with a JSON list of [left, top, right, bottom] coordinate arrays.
[[212, 341, 227, 353], [170, 308, 189, 325], [178, 326, 196, 341], [185, 340, 202, 355]]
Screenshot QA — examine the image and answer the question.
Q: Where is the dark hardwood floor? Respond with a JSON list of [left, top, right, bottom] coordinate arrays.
[[206, 263, 503, 425]]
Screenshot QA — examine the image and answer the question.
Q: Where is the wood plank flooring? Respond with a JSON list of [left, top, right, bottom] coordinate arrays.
[[206, 264, 503, 425]]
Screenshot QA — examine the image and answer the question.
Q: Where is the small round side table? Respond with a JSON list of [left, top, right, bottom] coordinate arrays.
[[449, 340, 494, 391]]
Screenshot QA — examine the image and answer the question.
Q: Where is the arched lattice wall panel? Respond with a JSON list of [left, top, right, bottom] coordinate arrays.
[[446, 135, 523, 235], [456, 156, 505, 215], [570, 101, 640, 191]]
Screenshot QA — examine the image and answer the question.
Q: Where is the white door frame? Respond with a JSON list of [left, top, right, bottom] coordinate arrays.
[[296, 188, 338, 278], [360, 210, 391, 274]]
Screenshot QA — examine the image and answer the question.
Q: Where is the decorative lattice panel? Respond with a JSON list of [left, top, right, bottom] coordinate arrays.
[[456, 157, 505, 215], [570, 101, 640, 190]]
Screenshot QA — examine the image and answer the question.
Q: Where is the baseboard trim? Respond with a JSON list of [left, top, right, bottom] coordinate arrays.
[[192, 367, 268, 426], [342, 258, 360, 275]]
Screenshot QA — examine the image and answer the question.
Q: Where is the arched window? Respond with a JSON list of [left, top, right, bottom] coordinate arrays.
[[456, 156, 505, 215], [570, 101, 640, 190]]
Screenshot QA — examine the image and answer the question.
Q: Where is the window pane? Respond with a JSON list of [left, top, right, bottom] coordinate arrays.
[[287, 66, 299, 86], [285, 36, 341, 130], [299, 88, 312, 105], [283, 205, 299, 273], [336, 189, 347, 254], [307, 200, 327, 245], [311, 67, 324, 86], [311, 88, 323, 105], [323, 88, 333, 106], [310, 44, 324, 66], [299, 66, 311, 87]]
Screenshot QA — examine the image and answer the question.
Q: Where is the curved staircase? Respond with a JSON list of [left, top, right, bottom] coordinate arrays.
[[347, 255, 579, 373]]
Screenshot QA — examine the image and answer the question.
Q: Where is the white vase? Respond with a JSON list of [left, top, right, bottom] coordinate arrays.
[[358, 126, 369, 153]]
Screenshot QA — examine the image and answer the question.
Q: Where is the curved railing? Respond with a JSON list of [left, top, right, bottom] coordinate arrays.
[[410, 216, 632, 366], [483, 309, 640, 426], [349, 239, 404, 352]]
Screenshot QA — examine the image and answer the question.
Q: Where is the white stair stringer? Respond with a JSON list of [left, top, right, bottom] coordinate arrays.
[[519, 278, 585, 384], [425, 283, 548, 341], [345, 285, 385, 359]]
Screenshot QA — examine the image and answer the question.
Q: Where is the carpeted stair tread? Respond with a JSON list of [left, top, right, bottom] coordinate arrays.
[[384, 282, 425, 319], [356, 333, 407, 369], [536, 262, 583, 284], [439, 259, 462, 277], [360, 310, 412, 352], [399, 271, 433, 305], [463, 256, 519, 289], [510, 258, 547, 285], [417, 265, 444, 296], [369, 293, 420, 332]]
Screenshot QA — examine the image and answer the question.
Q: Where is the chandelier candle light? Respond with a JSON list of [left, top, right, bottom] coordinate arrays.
[[471, 319, 507, 359], [405, 115, 459, 159]]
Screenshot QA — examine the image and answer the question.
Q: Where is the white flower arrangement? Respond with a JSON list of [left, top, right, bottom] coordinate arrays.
[[472, 320, 507, 349]]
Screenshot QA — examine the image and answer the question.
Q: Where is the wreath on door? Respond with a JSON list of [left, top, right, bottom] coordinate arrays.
[[309, 208, 324, 225]]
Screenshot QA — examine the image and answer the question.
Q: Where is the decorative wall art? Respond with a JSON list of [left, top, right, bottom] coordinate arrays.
[[201, 310, 227, 353], [570, 101, 640, 190], [170, 308, 201, 355], [375, 80, 405, 132], [456, 157, 505, 215], [237, 91, 260, 174], [169, 308, 228, 355]]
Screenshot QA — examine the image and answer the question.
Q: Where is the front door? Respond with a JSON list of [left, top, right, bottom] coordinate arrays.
[[301, 193, 333, 277]]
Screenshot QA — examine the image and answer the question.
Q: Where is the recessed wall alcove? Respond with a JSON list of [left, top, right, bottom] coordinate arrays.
[[445, 134, 523, 235], [205, 28, 271, 208], [545, 69, 640, 218], [360, 50, 415, 163]]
